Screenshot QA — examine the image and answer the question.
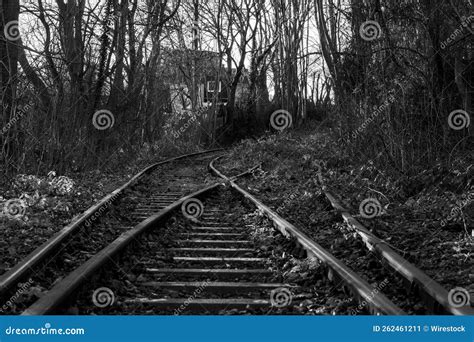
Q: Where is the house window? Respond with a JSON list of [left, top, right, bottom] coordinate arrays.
[[207, 81, 222, 93]]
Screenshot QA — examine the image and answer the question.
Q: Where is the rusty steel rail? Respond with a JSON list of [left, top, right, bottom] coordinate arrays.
[[209, 158, 405, 315], [22, 160, 259, 315], [22, 183, 221, 315], [0, 149, 223, 296], [322, 190, 474, 316]]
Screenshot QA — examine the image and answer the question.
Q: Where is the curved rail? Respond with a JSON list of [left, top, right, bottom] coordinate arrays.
[[0, 149, 223, 295], [22, 157, 259, 315], [23, 183, 221, 315], [209, 158, 405, 316], [322, 189, 474, 316]]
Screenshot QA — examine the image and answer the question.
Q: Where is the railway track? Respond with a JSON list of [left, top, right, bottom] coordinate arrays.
[[322, 189, 474, 316], [210, 158, 474, 316], [15, 156, 400, 315], [74, 190, 298, 314], [0, 150, 221, 314], [1, 152, 471, 316]]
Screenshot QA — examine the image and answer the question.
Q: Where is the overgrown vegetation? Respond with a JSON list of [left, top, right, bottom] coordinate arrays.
[[0, 0, 472, 183], [217, 126, 473, 291]]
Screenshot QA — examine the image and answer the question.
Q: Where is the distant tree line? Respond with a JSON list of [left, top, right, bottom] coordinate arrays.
[[315, 0, 473, 172], [1, 0, 325, 174], [0, 0, 471, 175]]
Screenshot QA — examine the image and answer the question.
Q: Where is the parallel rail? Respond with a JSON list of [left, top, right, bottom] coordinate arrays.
[[22, 157, 398, 315], [0, 149, 222, 295], [23, 183, 222, 315], [13, 153, 468, 316], [212, 156, 473, 316], [23, 160, 261, 315], [209, 158, 405, 315], [322, 189, 474, 316]]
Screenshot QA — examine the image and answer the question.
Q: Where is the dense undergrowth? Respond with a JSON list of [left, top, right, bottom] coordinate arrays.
[[216, 122, 473, 294], [217, 123, 474, 300], [0, 141, 212, 271], [221, 121, 473, 233], [1, 120, 472, 280]]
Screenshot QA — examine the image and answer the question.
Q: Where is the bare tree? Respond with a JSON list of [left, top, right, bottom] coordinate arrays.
[[1, 0, 20, 166]]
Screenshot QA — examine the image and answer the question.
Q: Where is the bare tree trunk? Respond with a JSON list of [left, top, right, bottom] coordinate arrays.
[[57, 0, 86, 160], [454, 56, 473, 136], [18, 39, 51, 110], [108, 0, 128, 108], [0, 0, 20, 165]]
